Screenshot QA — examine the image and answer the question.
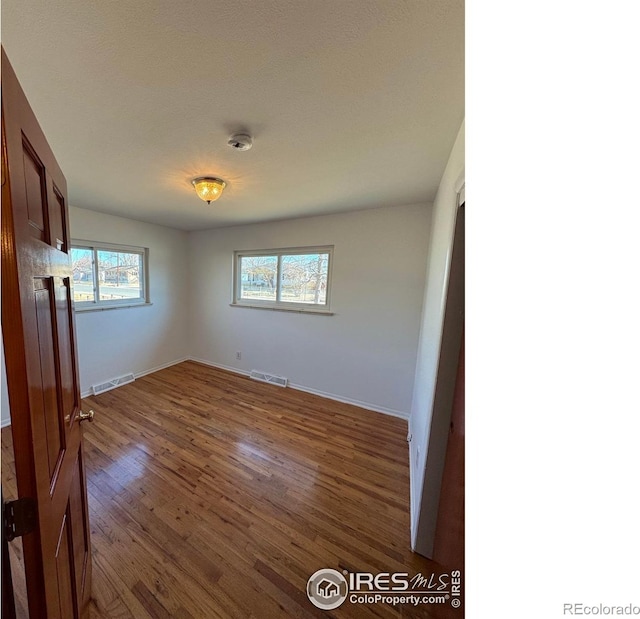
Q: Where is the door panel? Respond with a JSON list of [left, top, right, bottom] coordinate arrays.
[[54, 278, 78, 426], [54, 513, 75, 619], [2, 47, 92, 618], [50, 187, 68, 253], [33, 277, 65, 482], [69, 453, 90, 600], [22, 138, 48, 242]]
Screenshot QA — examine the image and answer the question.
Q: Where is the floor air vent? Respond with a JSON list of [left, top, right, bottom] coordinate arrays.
[[249, 370, 288, 388], [92, 373, 135, 395]]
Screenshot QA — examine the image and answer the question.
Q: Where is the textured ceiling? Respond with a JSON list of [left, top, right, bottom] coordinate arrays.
[[1, 0, 464, 231]]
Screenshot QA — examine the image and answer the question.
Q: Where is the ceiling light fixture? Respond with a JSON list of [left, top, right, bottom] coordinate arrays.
[[191, 177, 226, 204]]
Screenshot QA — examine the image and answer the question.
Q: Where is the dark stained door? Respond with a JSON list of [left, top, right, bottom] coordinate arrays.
[[2, 48, 92, 618]]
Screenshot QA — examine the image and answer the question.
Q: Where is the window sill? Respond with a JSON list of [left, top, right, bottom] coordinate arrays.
[[230, 303, 333, 316], [74, 302, 153, 313]]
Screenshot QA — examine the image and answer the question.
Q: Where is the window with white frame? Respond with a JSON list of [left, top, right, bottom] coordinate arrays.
[[233, 246, 333, 312], [70, 241, 149, 310]]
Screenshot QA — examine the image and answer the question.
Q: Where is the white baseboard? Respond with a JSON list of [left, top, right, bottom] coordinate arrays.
[[79, 356, 410, 420], [26, 355, 410, 422], [288, 382, 409, 420], [1, 417, 11, 429], [134, 356, 190, 380], [189, 357, 251, 377], [188, 357, 409, 420], [80, 357, 190, 398]]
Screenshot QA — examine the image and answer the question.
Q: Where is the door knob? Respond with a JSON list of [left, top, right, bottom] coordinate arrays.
[[78, 409, 95, 423]]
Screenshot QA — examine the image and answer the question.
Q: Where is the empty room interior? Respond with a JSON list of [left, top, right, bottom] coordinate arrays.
[[1, 1, 465, 618]]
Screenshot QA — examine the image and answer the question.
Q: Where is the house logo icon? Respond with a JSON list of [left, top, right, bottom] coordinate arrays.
[[307, 568, 348, 610], [317, 578, 339, 598]]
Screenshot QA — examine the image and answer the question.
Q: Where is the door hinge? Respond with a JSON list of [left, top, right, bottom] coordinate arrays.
[[3, 497, 37, 542]]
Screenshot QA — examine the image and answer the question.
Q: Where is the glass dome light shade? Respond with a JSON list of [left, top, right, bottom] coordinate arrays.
[[192, 177, 226, 204]]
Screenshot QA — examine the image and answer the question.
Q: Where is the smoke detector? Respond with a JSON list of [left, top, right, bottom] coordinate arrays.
[[227, 133, 253, 151]]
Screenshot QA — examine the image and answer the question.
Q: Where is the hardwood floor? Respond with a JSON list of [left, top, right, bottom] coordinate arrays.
[[2, 427, 29, 619], [2, 361, 461, 618]]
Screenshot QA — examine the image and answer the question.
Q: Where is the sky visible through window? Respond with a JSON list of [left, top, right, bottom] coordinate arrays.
[[71, 247, 143, 304], [240, 252, 329, 305]]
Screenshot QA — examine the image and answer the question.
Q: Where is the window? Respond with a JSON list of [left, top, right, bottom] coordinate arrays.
[[233, 246, 333, 313], [71, 241, 149, 310]]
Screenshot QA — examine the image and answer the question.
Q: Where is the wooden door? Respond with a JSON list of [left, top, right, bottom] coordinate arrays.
[[2, 48, 92, 618]]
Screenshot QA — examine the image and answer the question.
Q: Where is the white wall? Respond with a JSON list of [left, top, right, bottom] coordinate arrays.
[[189, 204, 431, 417], [409, 120, 465, 553], [70, 206, 190, 395], [1, 329, 11, 428]]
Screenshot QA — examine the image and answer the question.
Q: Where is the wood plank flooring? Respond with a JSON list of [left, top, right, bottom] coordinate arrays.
[[2, 361, 461, 618]]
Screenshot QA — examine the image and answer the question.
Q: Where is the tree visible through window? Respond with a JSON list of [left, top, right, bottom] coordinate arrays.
[[71, 241, 149, 309], [234, 247, 333, 311]]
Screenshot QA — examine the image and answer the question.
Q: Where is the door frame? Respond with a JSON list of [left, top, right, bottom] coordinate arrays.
[[414, 184, 465, 558]]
